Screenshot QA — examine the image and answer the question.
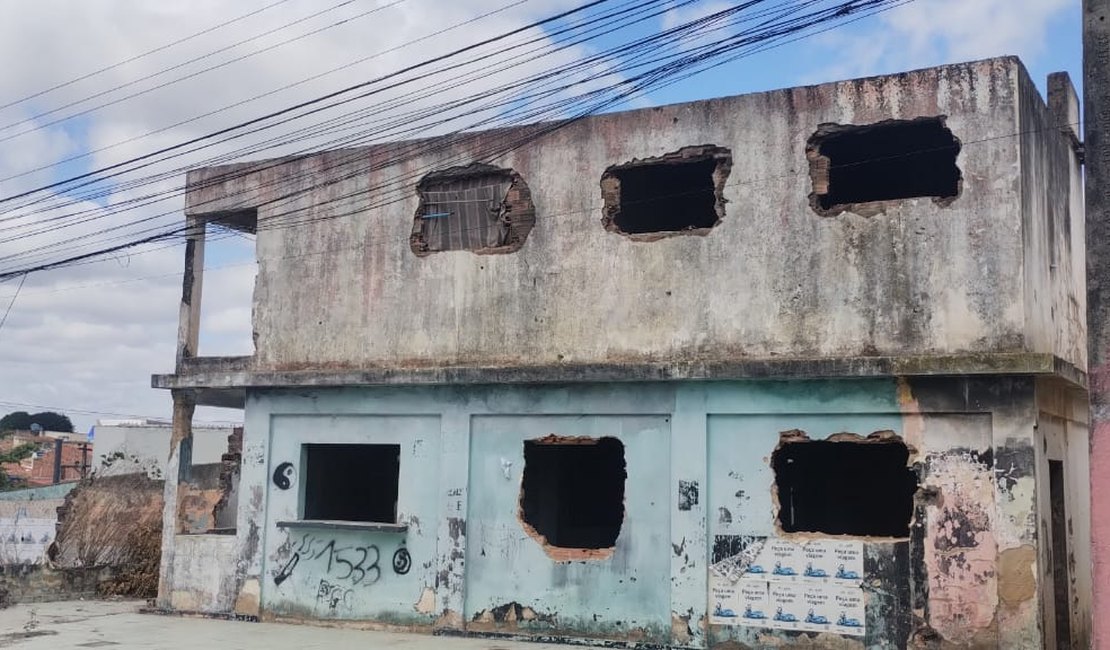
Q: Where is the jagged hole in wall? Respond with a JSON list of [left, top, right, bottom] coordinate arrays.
[[772, 438, 917, 537], [303, 444, 399, 523], [601, 145, 731, 236], [410, 163, 535, 255], [808, 117, 961, 215], [520, 436, 626, 549]]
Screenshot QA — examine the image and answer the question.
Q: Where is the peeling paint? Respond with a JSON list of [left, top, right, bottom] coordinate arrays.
[[998, 545, 1036, 605], [414, 587, 436, 614], [922, 450, 999, 644]]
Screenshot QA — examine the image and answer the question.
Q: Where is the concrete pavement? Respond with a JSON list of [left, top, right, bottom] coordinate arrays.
[[0, 600, 571, 649]]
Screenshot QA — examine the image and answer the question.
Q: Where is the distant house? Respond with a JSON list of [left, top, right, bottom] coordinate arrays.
[[0, 432, 90, 487]]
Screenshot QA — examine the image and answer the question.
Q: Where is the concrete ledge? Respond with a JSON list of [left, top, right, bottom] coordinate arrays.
[[153, 353, 1087, 397], [276, 520, 408, 533]]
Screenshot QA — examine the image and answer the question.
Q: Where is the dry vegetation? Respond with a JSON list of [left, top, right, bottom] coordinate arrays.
[[52, 474, 164, 598]]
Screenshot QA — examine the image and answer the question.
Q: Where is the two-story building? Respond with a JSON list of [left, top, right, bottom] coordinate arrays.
[[153, 57, 1090, 649]]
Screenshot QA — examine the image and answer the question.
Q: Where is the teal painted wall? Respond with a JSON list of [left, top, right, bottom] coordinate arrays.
[[465, 414, 671, 640], [230, 378, 1042, 647], [261, 415, 441, 623], [0, 481, 78, 501]]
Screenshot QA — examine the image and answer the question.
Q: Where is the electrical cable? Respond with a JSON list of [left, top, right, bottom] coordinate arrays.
[[0, 273, 26, 339], [0, 0, 914, 278], [0, 0, 293, 113], [0, 0, 393, 144]]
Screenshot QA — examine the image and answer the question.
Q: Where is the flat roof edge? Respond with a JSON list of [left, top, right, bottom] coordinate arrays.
[[152, 352, 1087, 392]]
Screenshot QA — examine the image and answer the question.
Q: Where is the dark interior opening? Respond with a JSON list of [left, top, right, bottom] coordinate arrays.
[[1049, 459, 1073, 648], [772, 439, 917, 537], [611, 158, 719, 234], [303, 443, 399, 523], [813, 118, 961, 211], [520, 437, 626, 549]]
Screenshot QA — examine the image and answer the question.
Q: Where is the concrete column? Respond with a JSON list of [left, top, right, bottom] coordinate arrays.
[[434, 406, 471, 629], [671, 385, 707, 647], [157, 389, 195, 608], [176, 216, 205, 366], [1085, 1, 1110, 647]]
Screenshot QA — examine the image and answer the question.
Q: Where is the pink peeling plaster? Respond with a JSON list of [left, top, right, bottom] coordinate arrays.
[[924, 452, 998, 644]]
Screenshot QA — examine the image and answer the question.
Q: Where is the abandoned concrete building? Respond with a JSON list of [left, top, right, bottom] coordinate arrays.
[[152, 56, 1091, 649]]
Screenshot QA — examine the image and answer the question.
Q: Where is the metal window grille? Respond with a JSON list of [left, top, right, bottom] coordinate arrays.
[[419, 177, 511, 251]]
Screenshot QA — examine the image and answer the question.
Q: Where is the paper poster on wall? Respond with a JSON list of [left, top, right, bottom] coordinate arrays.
[[709, 536, 865, 636]]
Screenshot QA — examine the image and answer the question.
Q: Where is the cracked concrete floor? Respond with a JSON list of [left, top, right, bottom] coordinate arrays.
[[0, 601, 569, 649]]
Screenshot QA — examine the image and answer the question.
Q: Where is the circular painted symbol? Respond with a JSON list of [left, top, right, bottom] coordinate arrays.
[[272, 462, 296, 490], [392, 547, 411, 575]]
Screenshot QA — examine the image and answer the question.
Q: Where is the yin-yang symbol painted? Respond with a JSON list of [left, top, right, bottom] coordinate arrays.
[[272, 462, 296, 490]]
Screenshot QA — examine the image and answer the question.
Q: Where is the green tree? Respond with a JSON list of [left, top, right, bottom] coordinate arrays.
[[28, 411, 74, 433], [0, 411, 32, 431], [0, 410, 74, 433]]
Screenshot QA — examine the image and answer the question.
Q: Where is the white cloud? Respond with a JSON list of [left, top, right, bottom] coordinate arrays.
[[1, 0, 1065, 434], [803, 0, 1072, 82], [0, 0, 597, 430]]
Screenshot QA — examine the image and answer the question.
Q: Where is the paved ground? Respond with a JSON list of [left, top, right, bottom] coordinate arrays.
[[0, 600, 569, 649]]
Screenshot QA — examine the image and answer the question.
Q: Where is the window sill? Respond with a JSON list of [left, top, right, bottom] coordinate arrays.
[[276, 520, 408, 533]]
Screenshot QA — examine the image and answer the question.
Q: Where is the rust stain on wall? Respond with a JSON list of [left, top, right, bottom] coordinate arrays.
[[896, 377, 926, 454]]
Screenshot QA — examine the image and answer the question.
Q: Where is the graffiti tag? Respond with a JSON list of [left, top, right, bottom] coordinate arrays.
[[273, 533, 413, 587], [392, 547, 411, 575], [316, 579, 353, 611]]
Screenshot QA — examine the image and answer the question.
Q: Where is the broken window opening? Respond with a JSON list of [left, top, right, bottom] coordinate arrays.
[[601, 145, 731, 237], [519, 436, 626, 551], [410, 163, 535, 256], [808, 117, 961, 216], [772, 434, 918, 538], [187, 209, 258, 358], [303, 444, 400, 523]]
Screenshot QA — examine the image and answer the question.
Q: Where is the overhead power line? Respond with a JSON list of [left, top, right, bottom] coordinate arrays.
[[0, 120, 1062, 301], [0, 0, 388, 145], [0, 0, 914, 280], [0, 0, 613, 207], [0, 0, 293, 114], [0, 273, 25, 339], [0, 400, 241, 425], [0, 0, 532, 191]]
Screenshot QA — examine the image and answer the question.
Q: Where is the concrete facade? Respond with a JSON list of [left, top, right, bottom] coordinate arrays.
[[153, 58, 1090, 648], [0, 484, 77, 566], [92, 419, 233, 479]]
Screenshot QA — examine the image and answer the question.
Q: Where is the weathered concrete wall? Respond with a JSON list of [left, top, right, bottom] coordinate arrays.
[[0, 500, 64, 565], [180, 57, 1080, 373], [93, 423, 233, 479], [0, 483, 77, 566], [465, 415, 671, 642], [1019, 69, 1087, 372], [262, 415, 440, 624], [1035, 378, 1092, 648], [0, 564, 115, 607], [167, 534, 238, 613], [151, 378, 1073, 648]]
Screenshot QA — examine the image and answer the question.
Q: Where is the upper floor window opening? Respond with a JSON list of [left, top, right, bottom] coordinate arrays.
[[410, 163, 535, 256]]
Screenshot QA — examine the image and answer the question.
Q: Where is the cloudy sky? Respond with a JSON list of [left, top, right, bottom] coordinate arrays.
[[0, 0, 1082, 432]]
